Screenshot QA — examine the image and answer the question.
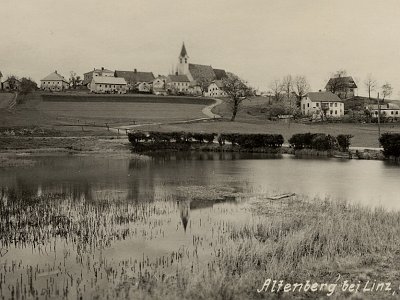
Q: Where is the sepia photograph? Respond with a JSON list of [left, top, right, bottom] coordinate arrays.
[[1, 0, 400, 299]]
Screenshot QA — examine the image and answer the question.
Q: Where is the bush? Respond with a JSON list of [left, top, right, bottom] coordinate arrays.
[[337, 134, 353, 151], [379, 133, 400, 158], [289, 133, 340, 151]]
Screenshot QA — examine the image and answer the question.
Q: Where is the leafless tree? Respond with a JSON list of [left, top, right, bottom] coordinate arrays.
[[293, 75, 310, 107], [381, 82, 393, 101], [222, 73, 254, 121], [269, 79, 284, 102], [281, 75, 293, 101], [333, 69, 347, 78], [69, 71, 82, 89], [364, 74, 377, 99]]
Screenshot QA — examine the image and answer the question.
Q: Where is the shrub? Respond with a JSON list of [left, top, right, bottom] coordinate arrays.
[[288, 133, 315, 150], [379, 133, 400, 158], [289, 133, 339, 151], [337, 134, 353, 151]]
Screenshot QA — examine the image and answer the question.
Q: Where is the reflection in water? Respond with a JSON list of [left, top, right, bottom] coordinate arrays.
[[0, 153, 400, 299]]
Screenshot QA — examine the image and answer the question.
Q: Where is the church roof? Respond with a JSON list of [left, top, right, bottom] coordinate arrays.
[[115, 70, 155, 84], [180, 43, 188, 57], [41, 71, 68, 82], [213, 69, 227, 80], [168, 74, 190, 82], [189, 64, 217, 82]]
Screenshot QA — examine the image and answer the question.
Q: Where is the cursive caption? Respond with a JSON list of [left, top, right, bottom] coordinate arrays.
[[257, 278, 397, 296]]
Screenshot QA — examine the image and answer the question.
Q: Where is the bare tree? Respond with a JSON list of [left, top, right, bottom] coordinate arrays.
[[221, 73, 254, 121], [364, 74, 377, 99], [69, 71, 82, 89], [269, 79, 284, 102], [381, 82, 393, 101], [293, 75, 310, 107], [333, 69, 347, 78], [281, 75, 293, 101]]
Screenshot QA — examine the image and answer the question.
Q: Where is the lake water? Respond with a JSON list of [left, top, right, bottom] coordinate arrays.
[[0, 152, 399, 299]]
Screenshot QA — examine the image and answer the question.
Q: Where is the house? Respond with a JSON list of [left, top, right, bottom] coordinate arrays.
[[152, 75, 168, 95], [176, 43, 227, 95], [83, 67, 114, 86], [89, 76, 127, 94], [2, 76, 21, 92], [114, 69, 155, 92], [40, 71, 69, 91], [325, 76, 357, 100], [367, 102, 400, 119], [166, 74, 190, 94], [301, 91, 344, 118], [204, 80, 227, 97], [135, 82, 152, 93]]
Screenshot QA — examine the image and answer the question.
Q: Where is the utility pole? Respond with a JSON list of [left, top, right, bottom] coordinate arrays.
[[377, 92, 381, 141]]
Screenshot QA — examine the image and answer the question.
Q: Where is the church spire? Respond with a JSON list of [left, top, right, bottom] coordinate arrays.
[[180, 42, 188, 58]]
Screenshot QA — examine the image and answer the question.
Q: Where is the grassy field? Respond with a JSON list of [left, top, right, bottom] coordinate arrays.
[[122, 196, 400, 299]]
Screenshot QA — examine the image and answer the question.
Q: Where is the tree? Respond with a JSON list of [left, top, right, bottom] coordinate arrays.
[[20, 77, 37, 95], [221, 73, 254, 121], [269, 79, 284, 102], [69, 71, 82, 89], [326, 69, 348, 95], [293, 75, 310, 107], [381, 82, 393, 101], [6, 75, 19, 91], [281, 75, 293, 101], [195, 77, 211, 95], [333, 69, 347, 77], [364, 74, 377, 99]]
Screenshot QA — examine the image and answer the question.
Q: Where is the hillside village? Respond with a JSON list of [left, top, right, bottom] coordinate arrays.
[[1, 43, 400, 122]]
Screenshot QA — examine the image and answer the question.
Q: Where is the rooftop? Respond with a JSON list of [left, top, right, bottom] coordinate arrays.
[[41, 71, 68, 82], [307, 91, 343, 103], [168, 74, 190, 82], [115, 70, 155, 84], [92, 76, 127, 85], [325, 76, 358, 89]]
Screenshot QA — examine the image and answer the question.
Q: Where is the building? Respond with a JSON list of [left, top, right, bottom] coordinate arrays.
[[176, 43, 227, 95], [40, 71, 69, 91], [166, 74, 190, 94], [204, 80, 227, 97], [367, 102, 400, 119], [2, 76, 21, 92], [301, 91, 344, 118], [152, 76, 168, 95], [89, 76, 127, 94], [114, 69, 155, 92], [135, 82, 152, 93], [83, 67, 114, 86], [325, 76, 357, 100]]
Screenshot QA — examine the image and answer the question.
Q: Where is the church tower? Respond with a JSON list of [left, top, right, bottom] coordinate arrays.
[[177, 42, 189, 76]]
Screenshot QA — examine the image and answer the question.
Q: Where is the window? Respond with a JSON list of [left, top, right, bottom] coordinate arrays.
[[396, 111, 399, 115], [307, 103, 309, 108], [330, 110, 333, 114], [335, 110, 337, 115], [316, 103, 319, 107], [185, 58, 187, 63], [335, 103, 338, 107], [303, 104, 305, 109], [391, 111, 394, 115], [330, 103, 333, 107]]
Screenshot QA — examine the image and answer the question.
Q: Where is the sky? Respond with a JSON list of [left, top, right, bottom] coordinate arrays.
[[1, 0, 400, 98]]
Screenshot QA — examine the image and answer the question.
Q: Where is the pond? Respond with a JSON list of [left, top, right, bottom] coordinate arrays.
[[0, 152, 399, 299]]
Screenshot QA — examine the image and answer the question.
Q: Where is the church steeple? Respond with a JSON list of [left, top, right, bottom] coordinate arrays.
[[177, 42, 189, 76]]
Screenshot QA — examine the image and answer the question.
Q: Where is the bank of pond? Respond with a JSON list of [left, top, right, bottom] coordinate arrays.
[[128, 131, 400, 161]]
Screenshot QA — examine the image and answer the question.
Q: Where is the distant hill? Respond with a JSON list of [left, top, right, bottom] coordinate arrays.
[[344, 96, 397, 111]]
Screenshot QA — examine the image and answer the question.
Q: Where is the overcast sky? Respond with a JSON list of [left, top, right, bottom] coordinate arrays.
[[1, 0, 400, 98]]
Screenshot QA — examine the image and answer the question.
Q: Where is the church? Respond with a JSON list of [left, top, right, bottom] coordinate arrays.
[[173, 43, 228, 96]]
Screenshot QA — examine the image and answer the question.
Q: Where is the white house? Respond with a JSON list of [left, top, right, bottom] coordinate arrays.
[[167, 74, 190, 94], [40, 71, 69, 91], [152, 76, 168, 95], [83, 67, 114, 86], [301, 91, 344, 118], [204, 80, 227, 97], [90, 76, 127, 94], [367, 102, 400, 119]]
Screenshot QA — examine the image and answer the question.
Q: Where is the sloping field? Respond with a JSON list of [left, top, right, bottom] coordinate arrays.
[[38, 101, 208, 124], [42, 93, 214, 105], [0, 93, 15, 109]]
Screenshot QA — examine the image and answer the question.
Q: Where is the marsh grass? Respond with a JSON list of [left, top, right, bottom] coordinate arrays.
[[123, 197, 400, 299]]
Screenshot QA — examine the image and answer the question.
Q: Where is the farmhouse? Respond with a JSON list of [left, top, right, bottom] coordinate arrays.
[[301, 91, 344, 118], [40, 71, 69, 91], [83, 67, 114, 86], [152, 76, 168, 95], [176, 43, 227, 94], [114, 69, 155, 92], [2, 76, 21, 92], [90, 76, 127, 94], [367, 103, 400, 119], [325, 75, 357, 100], [204, 80, 227, 97], [167, 74, 190, 93]]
